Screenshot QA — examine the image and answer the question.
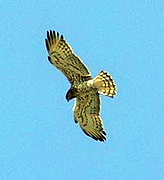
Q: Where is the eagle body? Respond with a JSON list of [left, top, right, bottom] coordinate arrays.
[[66, 80, 93, 101], [45, 30, 117, 142]]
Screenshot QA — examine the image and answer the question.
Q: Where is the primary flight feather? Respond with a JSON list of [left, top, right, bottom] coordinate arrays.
[[45, 30, 117, 142]]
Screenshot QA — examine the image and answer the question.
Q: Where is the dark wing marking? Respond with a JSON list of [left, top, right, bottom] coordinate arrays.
[[45, 30, 92, 86], [74, 90, 106, 142]]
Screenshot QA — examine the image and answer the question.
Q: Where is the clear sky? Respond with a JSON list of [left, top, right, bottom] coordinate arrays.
[[1, 1, 164, 180]]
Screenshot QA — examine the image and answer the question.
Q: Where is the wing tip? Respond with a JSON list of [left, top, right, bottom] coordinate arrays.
[[46, 30, 64, 37], [61, 34, 64, 40], [45, 30, 64, 49], [80, 126, 107, 142], [91, 133, 107, 142], [45, 30, 64, 55], [45, 39, 49, 52]]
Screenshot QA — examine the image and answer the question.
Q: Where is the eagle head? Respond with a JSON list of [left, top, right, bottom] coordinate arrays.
[[66, 88, 76, 101]]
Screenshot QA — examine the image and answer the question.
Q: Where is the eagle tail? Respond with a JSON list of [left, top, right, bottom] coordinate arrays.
[[93, 70, 117, 98]]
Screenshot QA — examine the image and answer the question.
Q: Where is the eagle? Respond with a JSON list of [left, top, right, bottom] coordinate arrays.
[[45, 30, 117, 142]]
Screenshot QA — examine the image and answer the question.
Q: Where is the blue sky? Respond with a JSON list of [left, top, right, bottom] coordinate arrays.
[[1, 1, 164, 180]]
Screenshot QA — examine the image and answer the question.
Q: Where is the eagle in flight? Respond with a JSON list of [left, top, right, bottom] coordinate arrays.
[[45, 30, 117, 142]]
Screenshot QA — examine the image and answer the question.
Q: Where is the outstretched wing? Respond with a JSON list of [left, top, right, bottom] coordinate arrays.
[[45, 30, 92, 86], [74, 91, 106, 141]]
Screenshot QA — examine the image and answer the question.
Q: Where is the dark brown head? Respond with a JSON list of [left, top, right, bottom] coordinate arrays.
[[66, 88, 76, 101]]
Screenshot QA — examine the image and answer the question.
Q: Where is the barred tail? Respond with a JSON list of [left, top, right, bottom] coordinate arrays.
[[93, 70, 117, 98]]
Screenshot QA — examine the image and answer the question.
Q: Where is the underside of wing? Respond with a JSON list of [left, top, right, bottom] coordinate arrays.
[[45, 30, 92, 85], [74, 90, 106, 142]]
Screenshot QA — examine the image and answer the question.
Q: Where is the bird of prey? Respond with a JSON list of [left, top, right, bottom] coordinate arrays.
[[45, 30, 117, 142]]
